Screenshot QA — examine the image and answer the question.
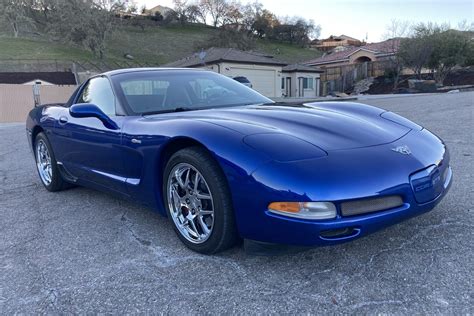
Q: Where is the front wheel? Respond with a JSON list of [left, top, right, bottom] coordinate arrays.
[[163, 147, 238, 254], [34, 132, 69, 192]]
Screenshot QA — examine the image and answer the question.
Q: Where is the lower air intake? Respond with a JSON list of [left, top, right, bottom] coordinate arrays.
[[341, 195, 403, 216]]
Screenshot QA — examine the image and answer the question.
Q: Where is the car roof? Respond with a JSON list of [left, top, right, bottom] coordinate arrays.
[[103, 67, 205, 77], [234, 76, 250, 81]]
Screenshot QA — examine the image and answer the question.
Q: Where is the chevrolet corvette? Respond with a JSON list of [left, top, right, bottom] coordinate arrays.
[[26, 68, 452, 254]]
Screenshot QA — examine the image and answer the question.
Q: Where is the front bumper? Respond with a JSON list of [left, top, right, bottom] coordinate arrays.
[[258, 167, 451, 247], [231, 129, 452, 247]]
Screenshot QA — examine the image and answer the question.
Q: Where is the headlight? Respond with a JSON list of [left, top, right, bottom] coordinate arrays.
[[268, 202, 336, 220]]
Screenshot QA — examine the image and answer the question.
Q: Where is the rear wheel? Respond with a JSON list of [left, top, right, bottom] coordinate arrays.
[[34, 132, 69, 192], [163, 147, 238, 254]]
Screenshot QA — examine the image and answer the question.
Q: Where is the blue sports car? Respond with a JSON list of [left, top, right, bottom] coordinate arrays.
[[27, 68, 452, 254]]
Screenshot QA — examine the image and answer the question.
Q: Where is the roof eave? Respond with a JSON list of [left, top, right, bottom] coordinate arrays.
[[282, 69, 324, 73], [178, 58, 287, 68]]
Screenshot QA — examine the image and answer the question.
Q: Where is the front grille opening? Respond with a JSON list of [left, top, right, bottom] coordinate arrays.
[[341, 195, 403, 217]]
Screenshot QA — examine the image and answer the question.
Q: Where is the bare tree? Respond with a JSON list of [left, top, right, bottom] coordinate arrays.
[[0, 0, 35, 37], [46, 0, 121, 59], [457, 20, 474, 32], [382, 19, 411, 89], [382, 19, 410, 40], [222, 1, 243, 26], [241, 1, 262, 32], [173, 0, 189, 25], [200, 0, 229, 27], [186, 4, 207, 24], [251, 8, 278, 38]]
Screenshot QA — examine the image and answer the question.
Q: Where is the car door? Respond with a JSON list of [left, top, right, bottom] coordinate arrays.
[[53, 76, 128, 194]]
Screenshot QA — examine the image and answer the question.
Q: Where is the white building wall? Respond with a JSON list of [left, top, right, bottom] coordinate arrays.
[[198, 63, 321, 98], [199, 62, 283, 98], [281, 72, 321, 98]]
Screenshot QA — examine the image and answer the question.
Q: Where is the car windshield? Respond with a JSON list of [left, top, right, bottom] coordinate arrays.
[[111, 70, 273, 115]]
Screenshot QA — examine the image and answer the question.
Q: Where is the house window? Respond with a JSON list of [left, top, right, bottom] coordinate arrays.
[[281, 77, 285, 89], [303, 77, 314, 90]]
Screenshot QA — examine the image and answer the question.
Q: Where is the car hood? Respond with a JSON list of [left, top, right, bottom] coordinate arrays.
[[145, 103, 412, 151]]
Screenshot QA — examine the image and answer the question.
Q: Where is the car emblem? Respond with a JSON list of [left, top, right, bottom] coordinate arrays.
[[391, 145, 411, 155]]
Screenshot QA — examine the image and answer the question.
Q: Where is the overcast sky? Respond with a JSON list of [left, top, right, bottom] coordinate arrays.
[[133, 0, 473, 42]]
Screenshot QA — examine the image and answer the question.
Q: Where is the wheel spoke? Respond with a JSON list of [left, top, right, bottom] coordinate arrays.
[[196, 192, 211, 200], [199, 209, 213, 216], [184, 168, 190, 188], [171, 188, 182, 213], [194, 171, 200, 191], [187, 216, 200, 238], [178, 213, 186, 224], [197, 215, 210, 235], [167, 163, 214, 244], [175, 168, 186, 189]]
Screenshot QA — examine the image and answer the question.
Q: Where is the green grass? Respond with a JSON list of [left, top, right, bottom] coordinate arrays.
[[0, 36, 96, 60], [256, 40, 322, 64], [106, 24, 218, 64], [0, 24, 322, 66]]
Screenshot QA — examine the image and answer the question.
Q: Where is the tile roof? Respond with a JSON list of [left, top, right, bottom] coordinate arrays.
[[164, 47, 288, 67], [304, 39, 400, 66], [0, 72, 76, 85], [282, 63, 324, 73]]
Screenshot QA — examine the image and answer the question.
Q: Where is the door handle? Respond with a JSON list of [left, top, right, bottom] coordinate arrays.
[[59, 116, 68, 124]]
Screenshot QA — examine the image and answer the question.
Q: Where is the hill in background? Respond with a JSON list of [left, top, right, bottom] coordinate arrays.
[[0, 24, 322, 68]]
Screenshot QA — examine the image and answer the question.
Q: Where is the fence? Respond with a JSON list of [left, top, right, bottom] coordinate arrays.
[[319, 60, 393, 95], [0, 84, 76, 123], [0, 58, 159, 76]]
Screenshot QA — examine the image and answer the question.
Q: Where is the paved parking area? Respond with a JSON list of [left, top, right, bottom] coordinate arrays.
[[1, 92, 473, 314]]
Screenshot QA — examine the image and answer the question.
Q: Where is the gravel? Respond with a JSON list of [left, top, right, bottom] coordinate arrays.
[[1, 92, 473, 314]]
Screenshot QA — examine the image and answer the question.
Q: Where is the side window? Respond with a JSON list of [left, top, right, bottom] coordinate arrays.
[[119, 80, 170, 113], [303, 77, 314, 90], [77, 77, 116, 116]]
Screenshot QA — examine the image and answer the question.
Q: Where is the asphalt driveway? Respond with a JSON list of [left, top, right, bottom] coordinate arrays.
[[1, 92, 473, 314]]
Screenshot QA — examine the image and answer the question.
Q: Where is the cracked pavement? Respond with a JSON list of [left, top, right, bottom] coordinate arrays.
[[1, 92, 473, 314]]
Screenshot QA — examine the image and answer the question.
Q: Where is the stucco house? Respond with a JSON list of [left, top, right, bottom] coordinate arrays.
[[304, 38, 400, 67], [145, 5, 174, 16], [281, 64, 324, 98], [310, 34, 362, 51], [164, 48, 323, 98]]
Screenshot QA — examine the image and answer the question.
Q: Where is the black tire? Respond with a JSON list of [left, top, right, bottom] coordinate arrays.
[[34, 132, 70, 192], [163, 146, 238, 254]]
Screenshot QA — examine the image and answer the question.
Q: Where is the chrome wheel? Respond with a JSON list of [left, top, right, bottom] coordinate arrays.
[[36, 139, 52, 185], [167, 163, 215, 244]]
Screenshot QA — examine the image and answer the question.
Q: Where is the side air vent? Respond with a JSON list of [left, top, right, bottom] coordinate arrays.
[[341, 195, 403, 217]]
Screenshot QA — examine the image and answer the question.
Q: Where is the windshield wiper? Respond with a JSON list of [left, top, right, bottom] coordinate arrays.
[[244, 102, 277, 106], [170, 107, 193, 112], [142, 107, 195, 115]]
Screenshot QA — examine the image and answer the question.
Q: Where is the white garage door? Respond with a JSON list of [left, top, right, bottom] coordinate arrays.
[[227, 67, 276, 97]]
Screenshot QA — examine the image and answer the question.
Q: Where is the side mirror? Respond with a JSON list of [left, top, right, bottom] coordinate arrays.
[[69, 103, 119, 130]]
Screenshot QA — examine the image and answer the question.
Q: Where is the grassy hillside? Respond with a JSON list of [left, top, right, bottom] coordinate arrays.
[[0, 37, 97, 60], [0, 24, 321, 66]]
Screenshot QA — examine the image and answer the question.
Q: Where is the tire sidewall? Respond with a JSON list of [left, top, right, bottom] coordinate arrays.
[[163, 148, 232, 254], [34, 133, 62, 191]]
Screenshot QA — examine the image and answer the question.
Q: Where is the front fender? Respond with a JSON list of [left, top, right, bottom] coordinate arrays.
[[121, 117, 271, 214]]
